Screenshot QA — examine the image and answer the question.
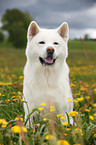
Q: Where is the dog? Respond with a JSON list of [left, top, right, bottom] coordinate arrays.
[[23, 21, 73, 124]]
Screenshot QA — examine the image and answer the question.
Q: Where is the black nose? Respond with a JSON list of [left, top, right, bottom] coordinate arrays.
[[47, 47, 54, 54]]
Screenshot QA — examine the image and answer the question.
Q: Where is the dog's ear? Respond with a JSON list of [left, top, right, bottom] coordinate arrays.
[[27, 21, 39, 41], [57, 22, 69, 41]]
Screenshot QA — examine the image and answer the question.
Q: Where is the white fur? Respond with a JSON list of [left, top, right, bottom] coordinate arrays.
[[23, 21, 73, 123]]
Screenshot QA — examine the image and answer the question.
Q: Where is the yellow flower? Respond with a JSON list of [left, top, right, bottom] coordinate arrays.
[[94, 88, 96, 92], [18, 91, 22, 95], [68, 111, 78, 117], [15, 117, 23, 121], [62, 122, 68, 126], [11, 125, 27, 133], [93, 103, 96, 107], [77, 97, 84, 102], [11, 126, 21, 133], [22, 126, 27, 133], [31, 130, 35, 133], [12, 92, 16, 95], [93, 114, 96, 117], [13, 99, 18, 101], [58, 140, 70, 145], [38, 107, 44, 111], [60, 116, 65, 120], [50, 106, 55, 112], [73, 128, 83, 135], [94, 134, 96, 138], [40, 103, 46, 106], [67, 100, 72, 102], [21, 99, 23, 101], [89, 115, 94, 120], [43, 118, 47, 121], [45, 135, 55, 140], [0, 119, 8, 128], [19, 76, 23, 79], [73, 99, 78, 103], [57, 114, 63, 118], [12, 96, 16, 98], [85, 109, 90, 112], [86, 96, 90, 99], [67, 97, 72, 102], [66, 128, 70, 131]]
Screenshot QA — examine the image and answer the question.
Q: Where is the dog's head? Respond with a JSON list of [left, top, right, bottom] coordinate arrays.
[[26, 21, 69, 67]]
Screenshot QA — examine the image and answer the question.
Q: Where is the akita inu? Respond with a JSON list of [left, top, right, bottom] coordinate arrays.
[[23, 21, 73, 124]]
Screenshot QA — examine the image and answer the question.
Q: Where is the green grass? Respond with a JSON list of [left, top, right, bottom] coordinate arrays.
[[0, 40, 96, 145]]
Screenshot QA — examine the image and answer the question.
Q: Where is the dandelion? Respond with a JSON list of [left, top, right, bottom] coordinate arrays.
[[43, 118, 47, 121], [31, 130, 35, 133], [64, 133, 67, 136], [89, 115, 94, 120], [67, 97, 72, 102], [68, 111, 78, 117], [57, 114, 63, 118], [67, 100, 72, 102], [77, 97, 84, 102], [58, 139, 70, 145], [93, 103, 96, 107], [73, 99, 78, 103], [73, 128, 83, 135], [45, 135, 55, 140], [13, 99, 18, 101], [11, 125, 27, 133], [66, 128, 70, 131], [18, 91, 22, 95], [19, 76, 23, 79], [62, 122, 68, 126], [21, 99, 23, 101], [85, 109, 90, 112], [93, 114, 96, 117], [94, 88, 96, 92], [12, 92, 16, 95], [50, 106, 55, 112], [60, 116, 65, 120], [12, 96, 16, 98], [15, 117, 23, 121], [0, 119, 8, 128], [38, 107, 44, 111], [67, 97, 71, 99], [40, 103, 46, 106], [86, 96, 90, 99]]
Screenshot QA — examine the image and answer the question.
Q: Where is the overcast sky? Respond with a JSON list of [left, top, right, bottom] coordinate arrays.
[[0, 0, 96, 39]]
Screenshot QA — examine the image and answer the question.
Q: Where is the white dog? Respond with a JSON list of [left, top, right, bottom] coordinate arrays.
[[23, 21, 73, 124]]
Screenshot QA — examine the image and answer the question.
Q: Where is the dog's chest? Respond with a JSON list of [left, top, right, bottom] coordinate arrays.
[[27, 70, 65, 106]]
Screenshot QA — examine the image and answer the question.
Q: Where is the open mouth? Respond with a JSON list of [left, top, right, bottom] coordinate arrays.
[[39, 56, 57, 66]]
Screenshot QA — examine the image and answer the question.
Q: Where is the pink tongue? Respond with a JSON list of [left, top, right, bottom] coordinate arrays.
[[44, 57, 53, 64]]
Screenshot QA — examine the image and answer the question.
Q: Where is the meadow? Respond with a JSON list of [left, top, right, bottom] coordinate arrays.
[[0, 40, 96, 145]]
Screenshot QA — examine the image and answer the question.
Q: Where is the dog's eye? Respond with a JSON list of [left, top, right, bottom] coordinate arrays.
[[39, 41, 45, 44], [54, 42, 59, 45]]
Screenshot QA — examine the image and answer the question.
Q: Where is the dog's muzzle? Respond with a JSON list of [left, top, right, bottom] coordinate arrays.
[[39, 47, 57, 66]]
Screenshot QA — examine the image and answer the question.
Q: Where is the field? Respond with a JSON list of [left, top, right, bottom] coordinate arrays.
[[0, 40, 96, 145]]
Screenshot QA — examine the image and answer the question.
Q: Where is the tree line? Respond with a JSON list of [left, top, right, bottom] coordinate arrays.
[[0, 9, 33, 48]]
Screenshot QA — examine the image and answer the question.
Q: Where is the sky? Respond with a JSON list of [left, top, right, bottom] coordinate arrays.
[[0, 0, 96, 39]]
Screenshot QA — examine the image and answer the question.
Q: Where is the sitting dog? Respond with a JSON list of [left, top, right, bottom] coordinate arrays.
[[23, 21, 73, 124]]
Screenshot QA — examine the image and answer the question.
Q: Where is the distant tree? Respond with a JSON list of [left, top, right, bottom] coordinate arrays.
[[84, 34, 89, 40], [0, 31, 4, 42], [1, 9, 32, 48]]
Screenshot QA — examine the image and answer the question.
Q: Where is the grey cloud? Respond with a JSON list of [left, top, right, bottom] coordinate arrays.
[[0, 0, 96, 38]]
